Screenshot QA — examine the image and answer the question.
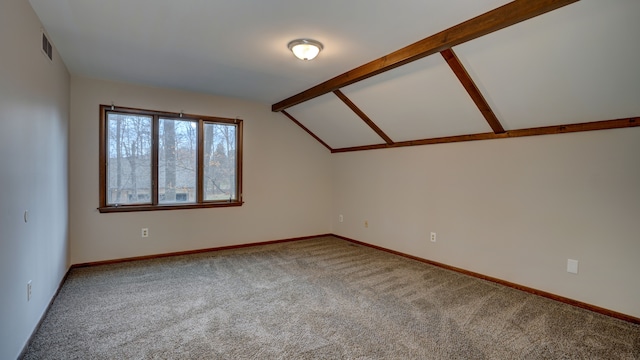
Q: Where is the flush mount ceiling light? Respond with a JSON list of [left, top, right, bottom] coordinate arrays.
[[288, 39, 323, 61]]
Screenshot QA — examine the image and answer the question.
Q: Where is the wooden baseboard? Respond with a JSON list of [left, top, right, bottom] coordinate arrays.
[[71, 234, 331, 268], [332, 234, 640, 325], [19, 266, 72, 359]]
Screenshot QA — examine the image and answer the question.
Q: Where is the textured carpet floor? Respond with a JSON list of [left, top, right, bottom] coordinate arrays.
[[23, 236, 640, 359]]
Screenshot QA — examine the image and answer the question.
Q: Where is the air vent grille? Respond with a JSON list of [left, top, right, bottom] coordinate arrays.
[[42, 32, 53, 61]]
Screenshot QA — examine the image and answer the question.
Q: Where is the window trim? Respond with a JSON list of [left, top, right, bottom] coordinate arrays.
[[98, 105, 243, 213]]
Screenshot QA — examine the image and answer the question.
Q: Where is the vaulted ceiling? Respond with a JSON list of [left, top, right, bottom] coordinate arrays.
[[30, 0, 640, 152]]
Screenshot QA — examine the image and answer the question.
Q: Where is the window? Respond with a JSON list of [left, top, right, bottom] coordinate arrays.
[[99, 105, 242, 212]]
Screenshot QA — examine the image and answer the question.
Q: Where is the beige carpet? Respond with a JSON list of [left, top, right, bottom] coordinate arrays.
[[22, 236, 640, 359]]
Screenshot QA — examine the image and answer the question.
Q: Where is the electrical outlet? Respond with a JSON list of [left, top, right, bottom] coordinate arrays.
[[364, 220, 368, 228], [567, 259, 578, 274], [27, 281, 32, 301], [141, 228, 149, 238], [430, 232, 436, 242], [339, 214, 344, 223]]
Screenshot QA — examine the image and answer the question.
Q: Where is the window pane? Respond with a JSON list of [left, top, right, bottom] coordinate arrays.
[[203, 123, 237, 201], [159, 118, 197, 204], [106, 113, 152, 205]]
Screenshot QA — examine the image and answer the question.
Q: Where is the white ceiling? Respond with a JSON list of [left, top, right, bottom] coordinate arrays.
[[29, 0, 640, 150], [28, 0, 510, 104], [287, 93, 384, 149], [455, 0, 640, 130], [340, 55, 492, 142]]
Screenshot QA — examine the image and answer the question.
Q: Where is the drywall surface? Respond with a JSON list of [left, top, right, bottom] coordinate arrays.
[[0, 0, 70, 358], [69, 76, 331, 264], [332, 128, 640, 318]]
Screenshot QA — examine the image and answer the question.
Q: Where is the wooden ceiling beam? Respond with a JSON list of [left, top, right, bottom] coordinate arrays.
[[331, 117, 638, 153], [333, 90, 394, 145], [272, 0, 579, 112], [441, 48, 505, 134], [281, 110, 333, 151]]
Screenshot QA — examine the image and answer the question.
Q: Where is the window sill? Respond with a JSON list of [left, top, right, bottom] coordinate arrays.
[[98, 201, 243, 213]]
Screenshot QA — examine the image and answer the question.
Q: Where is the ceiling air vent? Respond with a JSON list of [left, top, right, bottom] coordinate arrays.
[[41, 32, 53, 61]]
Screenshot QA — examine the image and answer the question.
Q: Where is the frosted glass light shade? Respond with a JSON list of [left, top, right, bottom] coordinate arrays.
[[288, 39, 323, 61]]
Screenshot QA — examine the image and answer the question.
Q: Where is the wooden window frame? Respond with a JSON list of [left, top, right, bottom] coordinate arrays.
[[99, 105, 243, 213]]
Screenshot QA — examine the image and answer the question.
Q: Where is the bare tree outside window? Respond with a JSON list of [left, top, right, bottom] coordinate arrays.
[[204, 123, 236, 201], [106, 113, 152, 205], [99, 105, 242, 213], [159, 118, 197, 204]]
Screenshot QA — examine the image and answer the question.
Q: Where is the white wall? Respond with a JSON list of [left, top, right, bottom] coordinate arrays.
[[0, 0, 70, 358], [1, 7, 635, 359], [332, 128, 640, 318], [69, 76, 332, 264]]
